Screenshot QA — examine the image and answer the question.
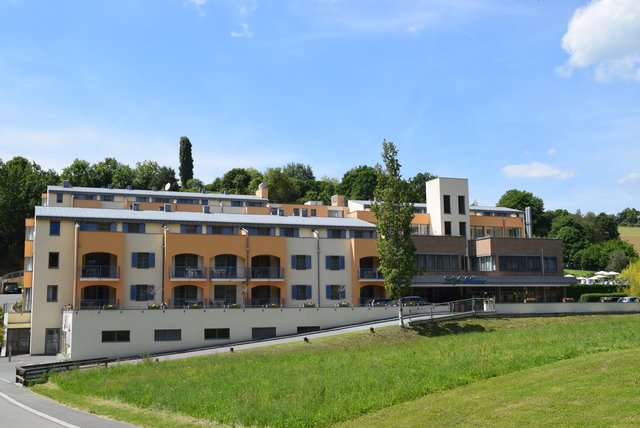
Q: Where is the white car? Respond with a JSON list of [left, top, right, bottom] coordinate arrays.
[[617, 296, 640, 303]]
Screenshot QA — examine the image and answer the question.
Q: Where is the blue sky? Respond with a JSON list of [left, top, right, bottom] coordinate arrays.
[[1, 0, 639, 214]]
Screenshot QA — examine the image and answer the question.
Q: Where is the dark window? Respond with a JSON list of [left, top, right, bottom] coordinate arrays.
[[75, 194, 96, 200], [444, 221, 452, 236], [499, 256, 542, 272], [101, 194, 115, 202], [102, 331, 130, 343], [293, 208, 300, 216], [297, 326, 320, 334], [415, 254, 459, 271], [154, 329, 181, 341], [459, 222, 466, 237], [443, 195, 451, 214], [207, 226, 234, 235], [47, 285, 58, 302], [327, 229, 346, 239], [56, 193, 63, 203], [458, 195, 466, 214], [79, 222, 115, 232], [326, 256, 345, 271], [131, 284, 154, 301], [291, 285, 312, 300], [124, 223, 145, 233], [132, 252, 155, 269], [246, 227, 273, 236], [204, 328, 230, 340], [180, 224, 201, 234], [281, 228, 299, 237], [325, 284, 345, 300], [310, 209, 317, 216], [292, 255, 311, 270], [230, 201, 243, 207], [252, 327, 276, 340], [136, 196, 149, 202], [351, 230, 377, 239], [48, 252, 59, 269], [50, 221, 60, 236], [544, 257, 558, 273]]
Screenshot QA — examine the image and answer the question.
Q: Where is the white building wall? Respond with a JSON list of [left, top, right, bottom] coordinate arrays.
[[426, 177, 470, 238], [122, 232, 164, 307]]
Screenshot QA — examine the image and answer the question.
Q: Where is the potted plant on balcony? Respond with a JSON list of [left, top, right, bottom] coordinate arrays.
[[303, 302, 316, 308]]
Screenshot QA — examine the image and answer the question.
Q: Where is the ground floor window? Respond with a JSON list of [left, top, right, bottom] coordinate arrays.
[[102, 330, 130, 343], [154, 329, 181, 341], [297, 326, 320, 334], [252, 327, 276, 340], [204, 328, 230, 340]]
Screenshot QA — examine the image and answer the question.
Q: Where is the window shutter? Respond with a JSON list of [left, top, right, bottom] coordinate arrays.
[[130, 285, 137, 301], [110, 223, 116, 232], [294, 228, 299, 237], [291, 255, 297, 269], [148, 285, 154, 300], [340, 287, 346, 299], [123, 223, 129, 233], [340, 256, 345, 269], [325, 256, 330, 270], [306, 255, 311, 269], [306, 285, 312, 299], [325, 285, 331, 300], [132, 252, 138, 268], [291, 285, 298, 300], [270, 228, 275, 236], [149, 253, 155, 268]]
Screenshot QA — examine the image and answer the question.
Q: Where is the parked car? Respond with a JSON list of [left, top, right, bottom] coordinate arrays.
[[617, 296, 640, 303], [3, 283, 21, 294], [365, 298, 392, 307], [399, 296, 430, 306]]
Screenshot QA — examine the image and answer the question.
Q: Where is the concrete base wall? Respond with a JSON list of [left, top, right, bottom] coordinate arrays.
[[495, 302, 640, 315]]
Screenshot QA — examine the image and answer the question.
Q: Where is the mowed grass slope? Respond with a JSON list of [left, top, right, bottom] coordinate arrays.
[[620, 226, 640, 255], [33, 315, 640, 428]]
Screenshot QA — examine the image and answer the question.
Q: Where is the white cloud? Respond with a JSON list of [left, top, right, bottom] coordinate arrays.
[[230, 23, 253, 38], [617, 172, 640, 184], [501, 162, 575, 180], [559, 0, 640, 81], [547, 148, 557, 156], [188, 0, 207, 6]]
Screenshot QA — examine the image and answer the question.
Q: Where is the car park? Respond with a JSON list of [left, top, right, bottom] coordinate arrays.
[[3, 283, 21, 294]]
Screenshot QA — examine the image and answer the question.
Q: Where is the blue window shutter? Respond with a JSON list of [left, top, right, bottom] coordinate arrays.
[[132, 252, 138, 268], [270, 228, 275, 236], [130, 285, 137, 301], [291, 255, 296, 269], [340, 256, 345, 269], [340, 288, 346, 299], [291, 285, 298, 300], [325, 256, 330, 269], [306, 285, 312, 299], [123, 223, 129, 233], [325, 285, 331, 300], [149, 253, 155, 268], [294, 228, 299, 237], [110, 223, 116, 232], [306, 255, 311, 269], [141, 224, 146, 233]]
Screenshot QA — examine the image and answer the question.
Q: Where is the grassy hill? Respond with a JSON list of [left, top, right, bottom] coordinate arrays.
[[33, 315, 640, 427], [620, 226, 640, 255]]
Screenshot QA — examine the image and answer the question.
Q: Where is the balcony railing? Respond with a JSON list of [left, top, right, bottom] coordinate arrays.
[[249, 298, 284, 307], [210, 266, 247, 280], [79, 298, 118, 309], [250, 267, 284, 280], [172, 266, 206, 279], [358, 268, 384, 280], [80, 265, 119, 279]]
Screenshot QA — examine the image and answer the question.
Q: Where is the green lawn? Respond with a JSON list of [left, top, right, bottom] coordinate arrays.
[[33, 315, 640, 427], [620, 226, 640, 255]]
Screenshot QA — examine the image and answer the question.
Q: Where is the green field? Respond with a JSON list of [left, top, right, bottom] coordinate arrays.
[[620, 226, 640, 255], [33, 315, 640, 427]]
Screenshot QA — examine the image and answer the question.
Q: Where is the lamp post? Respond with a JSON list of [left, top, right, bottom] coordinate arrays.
[[241, 228, 249, 307], [313, 230, 320, 307]]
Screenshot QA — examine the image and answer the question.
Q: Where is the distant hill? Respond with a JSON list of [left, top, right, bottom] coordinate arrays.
[[620, 226, 640, 255]]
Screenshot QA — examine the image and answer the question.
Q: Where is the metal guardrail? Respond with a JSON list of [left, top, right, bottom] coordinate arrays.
[[406, 298, 495, 325], [15, 358, 113, 386], [0, 270, 24, 283]]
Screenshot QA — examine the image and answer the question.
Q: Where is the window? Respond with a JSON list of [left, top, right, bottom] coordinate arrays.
[[25, 227, 35, 241], [291, 255, 311, 270], [75, 194, 96, 200], [230, 201, 243, 207], [280, 227, 299, 237], [176, 198, 197, 205], [310, 209, 317, 217], [207, 226, 234, 235], [213, 285, 237, 305], [24, 257, 33, 272], [132, 252, 155, 269], [252, 327, 276, 340], [327, 229, 346, 239], [246, 227, 274, 236], [297, 326, 320, 334], [102, 331, 130, 343], [136, 196, 149, 202], [100, 194, 115, 202], [180, 224, 202, 234], [325, 285, 345, 300], [507, 228, 521, 238], [499, 256, 542, 272], [204, 328, 230, 340], [351, 230, 377, 239], [130, 284, 154, 301], [79, 222, 115, 232], [56, 193, 63, 203], [154, 329, 181, 341], [301, 209, 308, 217], [415, 254, 459, 271], [458, 195, 466, 214], [123, 223, 145, 233], [291, 285, 312, 300], [471, 226, 484, 239], [473, 256, 496, 271], [47, 285, 58, 302], [443, 195, 451, 214], [325, 256, 345, 271], [444, 221, 452, 236], [544, 257, 558, 273], [293, 208, 300, 216], [486, 227, 504, 237], [48, 252, 59, 269], [49, 221, 60, 236], [459, 222, 466, 237]]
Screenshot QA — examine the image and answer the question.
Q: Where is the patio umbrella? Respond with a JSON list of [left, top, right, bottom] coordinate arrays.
[[606, 271, 620, 276], [595, 270, 608, 275], [564, 274, 576, 277]]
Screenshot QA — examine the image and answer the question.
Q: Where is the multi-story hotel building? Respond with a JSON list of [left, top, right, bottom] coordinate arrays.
[[9, 177, 571, 358]]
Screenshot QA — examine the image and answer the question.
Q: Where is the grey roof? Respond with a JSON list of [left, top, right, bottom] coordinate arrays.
[[469, 205, 524, 214], [35, 206, 376, 229], [48, 185, 267, 202]]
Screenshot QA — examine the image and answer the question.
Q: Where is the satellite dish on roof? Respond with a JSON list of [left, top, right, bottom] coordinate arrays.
[[164, 183, 171, 191]]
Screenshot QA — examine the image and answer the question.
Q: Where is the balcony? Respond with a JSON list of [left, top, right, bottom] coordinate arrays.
[[171, 266, 206, 280], [250, 267, 284, 281], [80, 265, 119, 280], [79, 298, 118, 309], [210, 266, 247, 280], [358, 268, 384, 280]]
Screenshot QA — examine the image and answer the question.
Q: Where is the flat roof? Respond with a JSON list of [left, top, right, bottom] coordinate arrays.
[[48, 185, 267, 202], [35, 206, 376, 229]]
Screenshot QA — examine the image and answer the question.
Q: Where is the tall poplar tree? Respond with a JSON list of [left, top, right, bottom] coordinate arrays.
[[178, 136, 194, 186], [372, 140, 415, 327]]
